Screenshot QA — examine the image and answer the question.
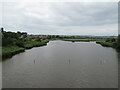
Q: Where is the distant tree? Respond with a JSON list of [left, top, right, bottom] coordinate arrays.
[[71, 36, 75, 39], [2, 36, 13, 46], [36, 38, 41, 42], [15, 40, 24, 47], [42, 38, 46, 40], [17, 31, 21, 34], [105, 38, 110, 42], [56, 35, 60, 38], [111, 38, 116, 42], [2, 30, 27, 46], [117, 35, 120, 50], [21, 32, 27, 38], [1, 27, 4, 32], [105, 38, 116, 42]]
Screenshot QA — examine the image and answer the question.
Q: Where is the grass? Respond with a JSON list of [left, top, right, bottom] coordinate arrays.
[[63, 39, 96, 42], [2, 39, 49, 60], [2, 46, 25, 59], [23, 39, 49, 49], [63, 38, 117, 49], [2, 37, 118, 60], [96, 41, 117, 48]]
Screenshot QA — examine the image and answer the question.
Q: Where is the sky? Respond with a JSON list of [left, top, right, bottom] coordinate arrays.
[[0, 0, 119, 36]]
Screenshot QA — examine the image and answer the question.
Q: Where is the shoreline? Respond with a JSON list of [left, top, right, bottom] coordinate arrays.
[[96, 41, 116, 48], [2, 39, 119, 60], [61, 39, 118, 50], [2, 40, 49, 60]]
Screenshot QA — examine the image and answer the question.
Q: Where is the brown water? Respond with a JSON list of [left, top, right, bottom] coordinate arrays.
[[3, 41, 118, 88]]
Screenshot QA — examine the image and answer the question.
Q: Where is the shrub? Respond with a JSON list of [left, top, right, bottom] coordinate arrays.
[[36, 38, 41, 42], [15, 41, 24, 47]]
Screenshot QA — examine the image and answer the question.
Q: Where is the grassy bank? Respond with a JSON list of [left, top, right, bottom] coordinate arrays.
[[2, 46, 25, 59], [96, 41, 117, 48], [23, 39, 49, 49], [63, 39, 96, 42], [1, 29, 119, 60], [63, 38, 118, 49], [2, 39, 49, 60]]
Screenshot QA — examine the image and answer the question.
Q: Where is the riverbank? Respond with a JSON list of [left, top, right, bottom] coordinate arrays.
[[62, 39, 96, 42], [62, 38, 118, 49], [2, 46, 25, 60], [2, 29, 119, 60], [96, 41, 117, 48], [2, 38, 119, 60], [2, 39, 49, 60], [23, 39, 49, 49]]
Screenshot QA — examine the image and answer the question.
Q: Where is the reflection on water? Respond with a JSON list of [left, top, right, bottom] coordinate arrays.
[[3, 41, 118, 88]]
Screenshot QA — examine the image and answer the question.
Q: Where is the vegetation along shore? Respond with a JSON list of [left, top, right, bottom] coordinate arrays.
[[1, 27, 120, 60], [1, 28, 49, 60]]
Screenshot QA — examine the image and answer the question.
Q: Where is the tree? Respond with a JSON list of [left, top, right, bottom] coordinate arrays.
[[2, 30, 27, 46], [117, 35, 120, 50], [21, 32, 27, 38], [1, 27, 4, 32], [15, 40, 24, 47], [111, 38, 116, 42], [36, 38, 41, 42]]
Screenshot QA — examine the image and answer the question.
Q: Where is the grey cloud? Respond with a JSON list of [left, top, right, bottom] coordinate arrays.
[[51, 2, 117, 26], [2, 2, 118, 35]]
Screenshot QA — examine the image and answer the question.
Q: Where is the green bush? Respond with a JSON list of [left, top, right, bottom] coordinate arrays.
[[36, 38, 41, 42], [15, 41, 24, 47], [2, 46, 25, 59]]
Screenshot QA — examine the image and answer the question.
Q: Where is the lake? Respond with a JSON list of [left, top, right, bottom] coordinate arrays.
[[3, 41, 118, 88]]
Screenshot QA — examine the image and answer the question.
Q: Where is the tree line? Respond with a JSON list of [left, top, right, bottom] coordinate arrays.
[[1, 27, 27, 47], [117, 35, 120, 50], [1, 27, 120, 51]]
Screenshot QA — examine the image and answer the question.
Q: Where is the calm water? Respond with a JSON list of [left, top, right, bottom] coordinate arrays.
[[3, 41, 118, 88]]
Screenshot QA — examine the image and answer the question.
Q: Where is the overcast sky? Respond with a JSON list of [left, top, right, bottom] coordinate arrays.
[[1, 1, 118, 36]]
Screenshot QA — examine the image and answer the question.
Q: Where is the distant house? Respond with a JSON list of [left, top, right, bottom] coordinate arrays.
[[27, 34, 66, 39]]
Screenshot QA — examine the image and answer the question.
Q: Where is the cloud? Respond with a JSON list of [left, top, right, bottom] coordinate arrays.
[[1, 1, 118, 35]]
